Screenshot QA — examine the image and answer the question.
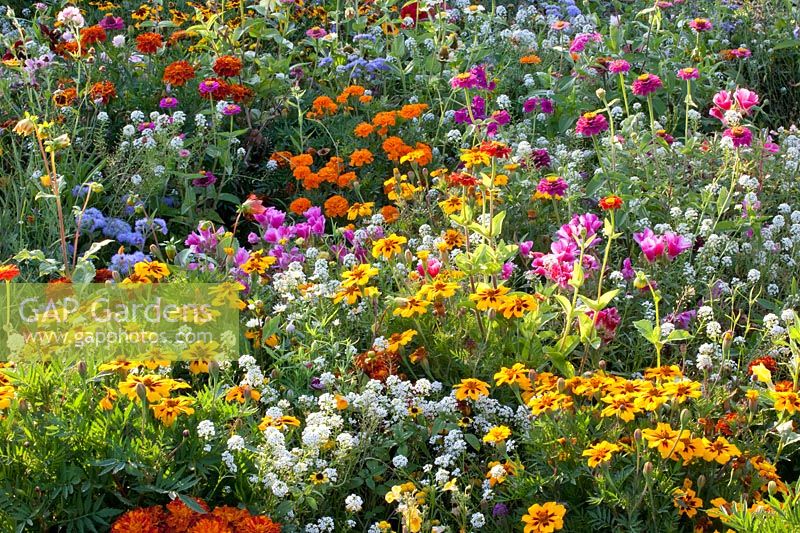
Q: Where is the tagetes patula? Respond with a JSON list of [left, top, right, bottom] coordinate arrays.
[[469, 283, 510, 311], [662, 380, 702, 403], [672, 480, 703, 518], [641, 422, 683, 459], [118, 374, 172, 402], [498, 293, 539, 318], [438, 195, 464, 215], [341, 263, 379, 286], [582, 441, 620, 467], [372, 234, 407, 260], [387, 329, 416, 352], [483, 425, 511, 444], [209, 281, 246, 309], [133, 260, 170, 281], [150, 396, 195, 427], [521, 501, 566, 533], [773, 390, 800, 415], [494, 363, 530, 387], [225, 385, 261, 404], [701, 436, 741, 464], [417, 280, 458, 300], [242, 251, 276, 274], [181, 340, 220, 361], [393, 296, 429, 318], [347, 202, 374, 220], [258, 415, 301, 431], [453, 378, 490, 401], [599, 393, 640, 422]]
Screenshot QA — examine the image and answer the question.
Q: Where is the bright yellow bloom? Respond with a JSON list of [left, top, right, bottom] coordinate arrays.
[[641, 422, 681, 459], [483, 425, 511, 444], [672, 480, 703, 518], [662, 380, 702, 403], [600, 394, 640, 422], [341, 263, 379, 286], [347, 202, 374, 220], [454, 378, 490, 401], [521, 501, 566, 533], [393, 296, 429, 318], [494, 363, 530, 387], [418, 279, 459, 300], [258, 415, 301, 431], [372, 234, 407, 260], [150, 396, 195, 426], [460, 147, 491, 168], [225, 385, 261, 404], [701, 436, 741, 464], [498, 293, 538, 318], [469, 283, 510, 311], [773, 390, 800, 415], [133, 260, 170, 280], [118, 374, 172, 402], [333, 284, 363, 305], [582, 441, 620, 467], [439, 196, 465, 215]]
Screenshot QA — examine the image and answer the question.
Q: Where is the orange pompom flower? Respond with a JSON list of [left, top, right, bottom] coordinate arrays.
[[163, 60, 196, 86], [135, 32, 164, 54], [213, 55, 243, 77], [324, 195, 350, 217]]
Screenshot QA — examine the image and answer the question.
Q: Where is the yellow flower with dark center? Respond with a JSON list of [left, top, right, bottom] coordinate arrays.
[[372, 234, 407, 260], [439, 195, 465, 215], [600, 393, 640, 422], [150, 396, 194, 427], [494, 363, 530, 387], [118, 374, 171, 402], [701, 436, 740, 464], [672, 480, 703, 518], [225, 385, 261, 404], [773, 390, 800, 415], [469, 283, 510, 311], [309, 472, 328, 485], [258, 415, 301, 431], [582, 441, 620, 467], [498, 294, 538, 318], [418, 280, 458, 300], [341, 263, 379, 287], [632, 384, 668, 411], [393, 297, 429, 318], [387, 329, 416, 352], [662, 380, 702, 403], [641, 422, 682, 459], [333, 285, 363, 305], [521, 501, 566, 533], [347, 202, 374, 220], [460, 147, 491, 168], [133, 260, 170, 280], [454, 378, 490, 401]]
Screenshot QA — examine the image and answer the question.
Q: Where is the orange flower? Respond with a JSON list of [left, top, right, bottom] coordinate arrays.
[[289, 197, 312, 215], [228, 83, 254, 103], [337, 84, 366, 103], [188, 517, 232, 533], [382, 136, 412, 161], [520, 54, 542, 64], [213, 55, 243, 77], [349, 148, 374, 167], [79, 25, 107, 47], [311, 96, 338, 116], [0, 264, 21, 282], [398, 103, 428, 120], [599, 195, 623, 210], [324, 195, 350, 217], [337, 171, 357, 188], [135, 32, 164, 54], [354, 122, 374, 137], [53, 87, 78, 107], [88, 80, 116, 104], [163, 60, 196, 86], [238, 516, 282, 533], [289, 153, 313, 168], [372, 110, 397, 134], [111, 507, 165, 532], [381, 205, 400, 223]]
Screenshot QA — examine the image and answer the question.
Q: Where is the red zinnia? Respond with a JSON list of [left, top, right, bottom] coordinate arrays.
[[163, 60, 196, 87], [0, 264, 20, 282], [598, 195, 623, 210], [213, 55, 243, 77]]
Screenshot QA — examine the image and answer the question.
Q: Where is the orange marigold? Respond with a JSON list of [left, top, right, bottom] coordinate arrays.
[[354, 122, 374, 138], [163, 60, 196, 86], [381, 205, 400, 223], [53, 87, 78, 107], [289, 153, 313, 168], [324, 195, 350, 217], [211, 506, 251, 526], [79, 25, 107, 47], [289, 197, 312, 215], [238, 516, 282, 533], [311, 96, 338, 116], [111, 507, 165, 533], [165, 498, 209, 531], [398, 103, 428, 120], [520, 54, 542, 64], [135, 32, 164, 54], [337, 171, 357, 188], [188, 517, 232, 533], [349, 148, 374, 167], [213, 55, 243, 77], [89, 80, 117, 104], [372, 110, 397, 134], [228, 83, 254, 103], [336, 84, 366, 103], [382, 136, 412, 161]]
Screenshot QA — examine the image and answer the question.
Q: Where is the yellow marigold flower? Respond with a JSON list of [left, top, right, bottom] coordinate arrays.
[[258, 415, 301, 431], [641, 422, 682, 459], [498, 293, 538, 318], [773, 390, 800, 415], [662, 380, 702, 403], [99, 386, 117, 411], [347, 202, 374, 220], [521, 501, 566, 533], [483, 425, 511, 444], [118, 374, 171, 403], [644, 365, 683, 381], [341, 263, 379, 286], [672, 480, 703, 518], [393, 296, 429, 317], [469, 283, 511, 311], [418, 279, 459, 300], [460, 147, 492, 168], [225, 385, 261, 404], [372, 234, 407, 260], [494, 363, 530, 387], [387, 329, 417, 351], [528, 392, 571, 416], [439, 195, 465, 215], [454, 378, 490, 401], [701, 436, 741, 464], [582, 441, 620, 467], [150, 396, 195, 427], [633, 384, 668, 411], [600, 393, 640, 422], [133, 260, 170, 280]]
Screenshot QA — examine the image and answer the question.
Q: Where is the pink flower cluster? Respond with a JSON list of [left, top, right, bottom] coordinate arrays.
[[523, 214, 602, 288], [633, 228, 692, 262], [709, 88, 759, 124]]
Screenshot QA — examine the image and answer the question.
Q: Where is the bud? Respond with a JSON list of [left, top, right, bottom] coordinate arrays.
[[697, 475, 706, 491], [556, 378, 566, 393], [344, 6, 355, 19], [77, 360, 87, 378], [404, 250, 414, 263], [165, 243, 177, 261], [271, 368, 280, 380], [595, 88, 607, 100], [768, 480, 778, 496], [680, 408, 691, 426], [135, 382, 148, 404], [633, 428, 642, 443], [89, 182, 104, 193], [598, 360, 606, 371], [18, 399, 28, 415], [643, 461, 654, 475], [209, 361, 220, 380], [182, 429, 190, 438]]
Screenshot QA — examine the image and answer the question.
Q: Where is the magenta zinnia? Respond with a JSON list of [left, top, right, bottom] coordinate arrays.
[[632, 73, 663, 96], [575, 112, 609, 137]]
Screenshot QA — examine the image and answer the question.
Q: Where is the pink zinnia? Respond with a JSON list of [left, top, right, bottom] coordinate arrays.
[[535, 176, 569, 199], [688, 18, 713, 32], [198, 79, 221, 96], [723, 126, 753, 147], [677, 67, 699, 80], [631, 73, 663, 96], [608, 59, 630, 74], [159, 97, 179, 109], [575, 112, 609, 137], [305, 26, 327, 39], [730, 47, 751, 58]]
